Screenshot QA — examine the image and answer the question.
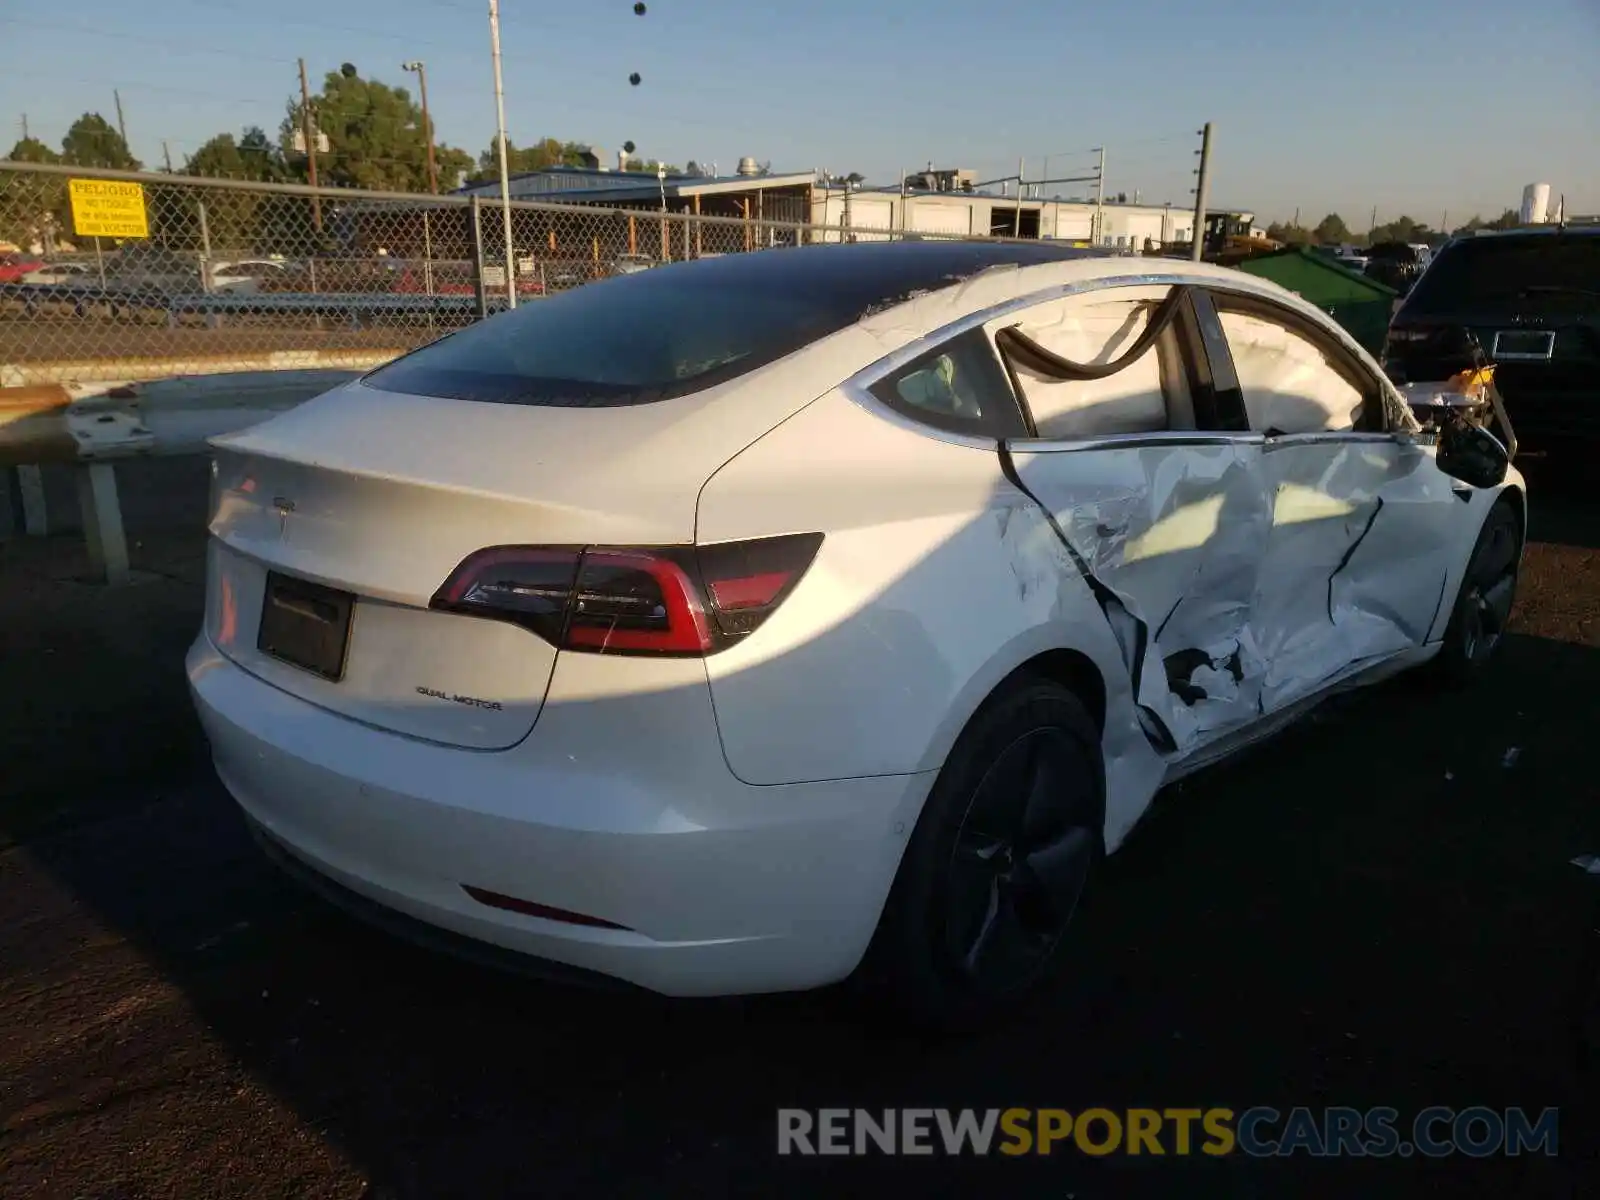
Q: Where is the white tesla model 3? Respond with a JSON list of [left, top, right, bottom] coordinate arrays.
[[188, 241, 1525, 1025]]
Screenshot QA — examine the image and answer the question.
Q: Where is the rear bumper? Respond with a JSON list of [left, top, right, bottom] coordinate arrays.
[[187, 635, 932, 997]]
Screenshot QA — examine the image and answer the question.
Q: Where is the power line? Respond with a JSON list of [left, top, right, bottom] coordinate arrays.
[[1, 16, 302, 66]]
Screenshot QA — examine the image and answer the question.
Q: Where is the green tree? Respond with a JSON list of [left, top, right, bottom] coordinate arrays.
[[282, 67, 471, 192], [1265, 220, 1314, 245], [1451, 215, 1486, 237], [61, 113, 141, 170], [1312, 213, 1350, 245], [435, 144, 474, 191], [176, 128, 295, 254], [1369, 215, 1435, 245], [621, 156, 681, 175], [1486, 208, 1521, 231], [7, 136, 61, 165], [4, 138, 69, 251], [469, 138, 589, 183], [185, 127, 287, 182]]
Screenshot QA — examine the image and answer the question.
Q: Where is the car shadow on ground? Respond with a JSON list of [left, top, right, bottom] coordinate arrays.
[[3, 464, 1599, 1197], [5, 626, 1598, 1197]]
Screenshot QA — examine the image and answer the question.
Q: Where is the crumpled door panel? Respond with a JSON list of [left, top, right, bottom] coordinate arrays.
[[1252, 437, 1455, 712], [1008, 441, 1272, 753], [1009, 434, 1454, 759]]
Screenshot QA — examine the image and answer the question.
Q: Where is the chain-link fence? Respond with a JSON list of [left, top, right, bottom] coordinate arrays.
[[1, 162, 1011, 386]]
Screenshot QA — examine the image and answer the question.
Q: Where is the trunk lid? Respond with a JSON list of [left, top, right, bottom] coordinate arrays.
[[204, 379, 786, 749]]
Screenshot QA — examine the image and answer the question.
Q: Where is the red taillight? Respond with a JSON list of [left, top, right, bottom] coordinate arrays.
[[434, 547, 580, 645], [565, 550, 713, 654], [431, 533, 822, 656]]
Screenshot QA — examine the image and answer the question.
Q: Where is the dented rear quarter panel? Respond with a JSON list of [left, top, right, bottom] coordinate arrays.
[[695, 387, 1169, 850]]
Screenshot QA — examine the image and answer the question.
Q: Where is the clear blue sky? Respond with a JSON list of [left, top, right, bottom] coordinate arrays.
[[5, 0, 1598, 224]]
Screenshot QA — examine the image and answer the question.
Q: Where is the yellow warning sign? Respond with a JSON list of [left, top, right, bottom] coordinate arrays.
[[68, 179, 149, 239]]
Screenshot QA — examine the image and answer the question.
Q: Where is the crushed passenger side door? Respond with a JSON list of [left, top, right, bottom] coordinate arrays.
[[995, 283, 1273, 755]]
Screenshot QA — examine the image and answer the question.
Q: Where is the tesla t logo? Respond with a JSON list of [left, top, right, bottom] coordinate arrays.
[[271, 496, 295, 537]]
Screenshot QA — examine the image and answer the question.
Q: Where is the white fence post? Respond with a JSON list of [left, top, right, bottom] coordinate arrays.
[[75, 462, 130, 584], [17, 465, 48, 536]]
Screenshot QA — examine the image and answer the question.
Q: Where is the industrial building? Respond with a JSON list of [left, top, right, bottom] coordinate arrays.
[[453, 153, 1201, 250], [342, 155, 1219, 270], [454, 153, 813, 223], [811, 173, 1200, 250]]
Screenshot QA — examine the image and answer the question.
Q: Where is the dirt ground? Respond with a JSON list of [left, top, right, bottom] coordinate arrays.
[[2, 460, 1597, 1198]]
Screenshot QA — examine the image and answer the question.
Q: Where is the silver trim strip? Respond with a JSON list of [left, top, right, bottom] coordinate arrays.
[[837, 270, 1392, 450], [1260, 431, 1398, 450], [1008, 430, 1263, 454]]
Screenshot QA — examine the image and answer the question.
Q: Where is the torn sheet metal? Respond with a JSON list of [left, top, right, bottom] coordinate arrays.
[[1011, 432, 1458, 759], [1251, 439, 1455, 712], [1010, 440, 1272, 754], [1318, 442, 1458, 671]]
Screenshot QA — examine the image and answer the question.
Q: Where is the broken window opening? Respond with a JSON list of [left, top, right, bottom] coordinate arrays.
[[1207, 292, 1391, 435], [994, 286, 1196, 440]]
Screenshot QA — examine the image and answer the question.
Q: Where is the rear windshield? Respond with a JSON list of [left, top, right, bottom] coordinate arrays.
[[1406, 235, 1600, 315], [364, 267, 863, 406]]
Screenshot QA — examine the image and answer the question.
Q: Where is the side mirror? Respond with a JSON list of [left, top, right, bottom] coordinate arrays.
[[1436, 417, 1509, 489]]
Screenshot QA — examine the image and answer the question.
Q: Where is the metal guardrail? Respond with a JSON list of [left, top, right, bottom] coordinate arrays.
[[2, 370, 357, 582], [1, 280, 511, 324]]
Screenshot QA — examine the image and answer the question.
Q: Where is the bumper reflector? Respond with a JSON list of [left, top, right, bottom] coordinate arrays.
[[461, 884, 632, 931]]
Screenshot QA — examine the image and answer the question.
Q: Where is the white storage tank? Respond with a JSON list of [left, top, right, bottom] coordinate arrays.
[[1520, 182, 1551, 225]]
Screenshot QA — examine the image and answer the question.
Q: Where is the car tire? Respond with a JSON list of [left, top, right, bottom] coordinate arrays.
[[858, 675, 1104, 1031], [1433, 497, 1521, 686]]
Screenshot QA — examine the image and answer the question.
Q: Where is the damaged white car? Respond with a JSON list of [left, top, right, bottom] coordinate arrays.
[[188, 242, 1525, 1026]]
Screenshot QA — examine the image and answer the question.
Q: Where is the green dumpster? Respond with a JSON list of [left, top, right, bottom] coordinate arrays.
[[1234, 247, 1398, 357]]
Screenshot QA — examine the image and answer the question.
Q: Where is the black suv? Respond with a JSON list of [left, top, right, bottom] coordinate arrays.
[[1383, 226, 1600, 444]]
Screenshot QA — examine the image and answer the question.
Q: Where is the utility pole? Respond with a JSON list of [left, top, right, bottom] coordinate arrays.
[[298, 59, 323, 231], [113, 90, 127, 146], [20, 113, 28, 142], [488, 0, 516, 307], [1369, 205, 1378, 236], [1093, 146, 1106, 245], [1189, 122, 1213, 262], [1013, 157, 1024, 237], [162, 141, 173, 172], [402, 60, 438, 194]]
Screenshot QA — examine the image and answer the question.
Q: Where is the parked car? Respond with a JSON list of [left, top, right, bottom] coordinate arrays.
[[189, 242, 1525, 1026], [1362, 240, 1429, 295], [0, 253, 43, 283], [391, 262, 544, 297], [208, 258, 290, 294], [540, 260, 601, 290], [102, 244, 203, 292], [1383, 226, 1600, 446], [21, 261, 95, 286], [611, 253, 657, 276]]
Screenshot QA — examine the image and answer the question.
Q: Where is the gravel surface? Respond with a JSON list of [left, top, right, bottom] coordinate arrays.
[[2, 464, 1596, 1198]]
